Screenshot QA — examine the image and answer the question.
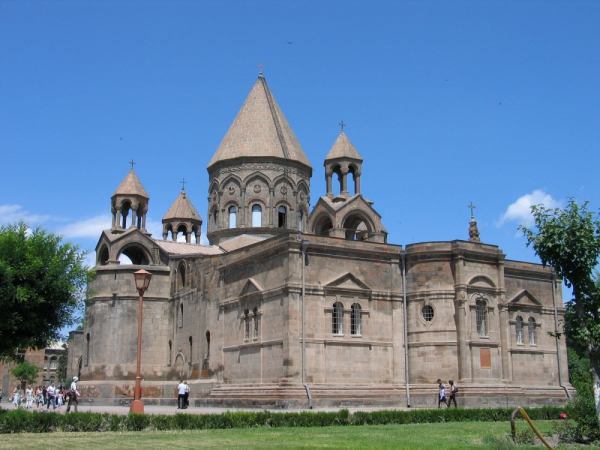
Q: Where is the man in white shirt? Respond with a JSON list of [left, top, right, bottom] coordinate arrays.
[[46, 382, 56, 409], [177, 380, 186, 409], [66, 376, 81, 413]]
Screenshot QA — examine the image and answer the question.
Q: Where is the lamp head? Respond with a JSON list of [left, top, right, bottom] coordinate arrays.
[[134, 269, 152, 294]]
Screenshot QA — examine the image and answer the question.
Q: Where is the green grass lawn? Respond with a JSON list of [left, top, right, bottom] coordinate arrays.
[[0, 420, 559, 449]]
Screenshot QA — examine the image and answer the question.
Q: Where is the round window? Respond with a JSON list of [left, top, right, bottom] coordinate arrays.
[[422, 305, 434, 322]]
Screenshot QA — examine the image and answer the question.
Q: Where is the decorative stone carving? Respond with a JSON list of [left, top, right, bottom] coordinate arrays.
[[228, 186, 235, 195], [299, 192, 305, 201], [253, 184, 261, 193], [280, 186, 287, 195], [219, 162, 309, 179]]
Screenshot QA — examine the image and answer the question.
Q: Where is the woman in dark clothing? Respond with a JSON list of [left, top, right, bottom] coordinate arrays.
[[447, 380, 457, 407]]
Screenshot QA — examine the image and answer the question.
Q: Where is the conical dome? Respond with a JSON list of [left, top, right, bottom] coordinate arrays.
[[325, 131, 363, 162], [112, 169, 149, 199], [163, 189, 201, 221], [207, 76, 312, 170]]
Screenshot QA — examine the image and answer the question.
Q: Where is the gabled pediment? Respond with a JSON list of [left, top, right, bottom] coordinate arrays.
[[324, 272, 371, 292], [508, 289, 543, 307], [239, 278, 263, 297]]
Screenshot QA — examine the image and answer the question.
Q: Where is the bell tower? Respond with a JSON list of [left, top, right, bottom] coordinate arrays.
[[110, 164, 150, 233], [324, 127, 363, 198]]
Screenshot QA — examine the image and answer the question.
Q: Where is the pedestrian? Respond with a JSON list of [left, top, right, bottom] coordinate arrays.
[[12, 386, 20, 409], [42, 385, 47, 406], [35, 386, 42, 408], [177, 380, 186, 409], [46, 382, 56, 409], [184, 381, 190, 408], [66, 376, 80, 413], [0, 388, 3, 403], [438, 380, 447, 408], [447, 380, 458, 407], [25, 386, 33, 409], [56, 386, 63, 408]]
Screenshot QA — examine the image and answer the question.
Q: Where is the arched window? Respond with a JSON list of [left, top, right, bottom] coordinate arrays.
[[298, 210, 303, 231], [49, 376, 55, 384], [476, 299, 488, 337], [178, 263, 186, 291], [252, 205, 262, 227], [528, 317, 536, 345], [205, 331, 210, 360], [351, 304, 361, 335], [332, 302, 343, 335], [86, 333, 90, 367], [422, 305, 434, 322], [515, 316, 523, 344], [44, 357, 48, 370], [228, 205, 237, 228], [278, 205, 287, 228], [253, 307, 259, 339], [213, 210, 218, 231], [168, 340, 172, 366], [49, 357, 57, 370], [244, 309, 250, 340], [179, 303, 183, 328]]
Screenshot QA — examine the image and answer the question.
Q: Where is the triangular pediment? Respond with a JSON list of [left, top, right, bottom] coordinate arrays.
[[324, 272, 371, 292], [508, 289, 543, 307], [239, 278, 263, 297]]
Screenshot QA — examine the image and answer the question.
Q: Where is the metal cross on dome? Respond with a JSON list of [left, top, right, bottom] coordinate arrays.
[[468, 202, 476, 217], [181, 178, 187, 190], [339, 120, 346, 131], [258, 61, 266, 76], [129, 159, 136, 169]]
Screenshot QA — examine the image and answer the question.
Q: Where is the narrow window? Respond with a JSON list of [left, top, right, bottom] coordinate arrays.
[[253, 307, 259, 339], [50, 357, 57, 369], [178, 263, 186, 290], [86, 333, 90, 367], [50, 376, 55, 384], [351, 304, 361, 335], [252, 205, 262, 227], [189, 336, 193, 364], [229, 205, 237, 228], [476, 299, 488, 337], [168, 340, 172, 366], [205, 331, 210, 360], [213, 210, 218, 231], [278, 205, 287, 228], [515, 316, 523, 344], [44, 357, 48, 370], [422, 305, 434, 322], [244, 309, 250, 340], [179, 303, 183, 328], [332, 302, 343, 335], [298, 210, 303, 231], [528, 317, 536, 345]]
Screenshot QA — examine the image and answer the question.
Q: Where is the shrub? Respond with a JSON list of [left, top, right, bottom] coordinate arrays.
[[125, 413, 151, 431]]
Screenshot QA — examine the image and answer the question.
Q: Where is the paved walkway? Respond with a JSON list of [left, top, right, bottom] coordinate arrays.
[[0, 403, 412, 415]]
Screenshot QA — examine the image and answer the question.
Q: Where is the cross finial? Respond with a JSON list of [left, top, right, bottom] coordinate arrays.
[[468, 201, 476, 218], [258, 61, 266, 77], [129, 159, 136, 169], [181, 178, 187, 190], [339, 120, 346, 131]]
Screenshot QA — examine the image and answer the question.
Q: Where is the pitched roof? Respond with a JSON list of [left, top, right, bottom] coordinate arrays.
[[207, 77, 312, 169], [218, 234, 267, 252], [112, 169, 149, 199], [162, 189, 202, 222], [154, 240, 223, 256], [325, 131, 362, 161]]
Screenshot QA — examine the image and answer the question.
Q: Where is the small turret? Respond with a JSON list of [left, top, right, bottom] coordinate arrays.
[[162, 184, 203, 243], [324, 127, 363, 198], [111, 165, 150, 232]]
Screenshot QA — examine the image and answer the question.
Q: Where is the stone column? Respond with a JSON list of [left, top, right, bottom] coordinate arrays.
[[454, 291, 471, 382], [498, 303, 512, 382], [130, 206, 138, 229], [241, 188, 246, 226], [268, 188, 274, 227], [141, 211, 147, 231], [326, 170, 333, 197], [116, 209, 122, 229], [355, 174, 361, 195], [186, 231, 191, 243], [163, 228, 168, 241], [341, 167, 349, 197]]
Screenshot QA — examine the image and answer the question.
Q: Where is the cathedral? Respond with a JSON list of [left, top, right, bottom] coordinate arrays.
[[67, 75, 572, 408]]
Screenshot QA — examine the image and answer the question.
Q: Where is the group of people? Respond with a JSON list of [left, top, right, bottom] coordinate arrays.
[[437, 379, 458, 408], [177, 380, 190, 409], [7, 377, 81, 412]]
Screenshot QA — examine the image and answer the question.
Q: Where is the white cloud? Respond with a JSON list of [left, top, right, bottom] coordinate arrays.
[[56, 215, 112, 239], [0, 204, 53, 225], [497, 190, 562, 227]]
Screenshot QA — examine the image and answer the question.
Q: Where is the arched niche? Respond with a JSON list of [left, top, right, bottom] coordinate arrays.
[[117, 244, 151, 265]]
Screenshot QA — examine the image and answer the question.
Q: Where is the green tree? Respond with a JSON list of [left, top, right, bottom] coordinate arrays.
[[520, 198, 600, 430], [10, 361, 42, 387], [56, 342, 69, 384], [0, 221, 93, 360]]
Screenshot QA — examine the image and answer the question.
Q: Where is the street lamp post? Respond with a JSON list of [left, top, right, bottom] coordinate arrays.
[[130, 269, 152, 414]]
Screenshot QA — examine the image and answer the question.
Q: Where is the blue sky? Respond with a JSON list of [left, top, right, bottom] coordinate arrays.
[[2, 1, 599, 305]]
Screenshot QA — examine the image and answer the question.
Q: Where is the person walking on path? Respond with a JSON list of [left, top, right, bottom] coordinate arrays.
[[177, 380, 187, 409], [447, 380, 458, 407], [42, 385, 47, 406], [46, 382, 57, 409], [437, 380, 447, 408], [25, 386, 33, 409], [35, 387, 42, 408], [184, 381, 190, 408], [66, 377, 80, 413], [12, 387, 20, 409]]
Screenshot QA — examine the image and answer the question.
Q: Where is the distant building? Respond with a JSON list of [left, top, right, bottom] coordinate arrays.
[[1, 342, 66, 392], [68, 75, 572, 407]]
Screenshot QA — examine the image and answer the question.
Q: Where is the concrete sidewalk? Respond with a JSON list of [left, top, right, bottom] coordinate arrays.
[[0, 402, 412, 415]]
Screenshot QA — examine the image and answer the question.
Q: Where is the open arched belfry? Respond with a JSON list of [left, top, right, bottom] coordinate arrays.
[[69, 74, 572, 408]]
